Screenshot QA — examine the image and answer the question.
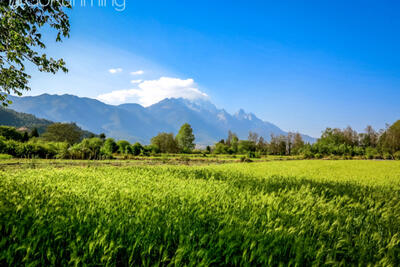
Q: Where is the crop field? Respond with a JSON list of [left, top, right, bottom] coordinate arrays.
[[0, 155, 301, 171], [1, 160, 400, 266]]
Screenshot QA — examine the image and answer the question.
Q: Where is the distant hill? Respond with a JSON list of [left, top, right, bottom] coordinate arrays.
[[0, 107, 97, 139], [0, 107, 52, 133], [8, 94, 315, 145]]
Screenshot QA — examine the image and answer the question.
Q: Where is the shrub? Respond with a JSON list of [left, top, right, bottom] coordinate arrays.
[[314, 153, 323, 159], [353, 146, 365, 156], [301, 146, 314, 159], [383, 153, 393, 160], [240, 156, 253, 162], [238, 140, 256, 154], [214, 143, 229, 154], [247, 151, 256, 158], [0, 154, 12, 159], [394, 151, 400, 160], [365, 147, 379, 160], [192, 149, 203, 154], [51, 142, 70, 159], [0, 126, 25, 141], [329, 155, 341, 160], [179, 155, 190, 164]]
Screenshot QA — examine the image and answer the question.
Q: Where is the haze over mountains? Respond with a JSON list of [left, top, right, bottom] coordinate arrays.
[[7, 94, 315, 145]]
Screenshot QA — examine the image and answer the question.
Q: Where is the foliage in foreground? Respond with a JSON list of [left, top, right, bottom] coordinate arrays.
[[1, 161, 400, 266], [0, 1, 70, 105]]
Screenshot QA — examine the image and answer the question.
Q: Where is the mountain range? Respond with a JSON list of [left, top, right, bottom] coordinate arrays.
[[6, 94, 315, 145]]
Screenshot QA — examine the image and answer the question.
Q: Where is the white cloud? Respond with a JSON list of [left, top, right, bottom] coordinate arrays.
[[109, 68, 123, 74], [97, 77, 208, 106], [130, 79, 142, 84], [130, 70, 144, 75]]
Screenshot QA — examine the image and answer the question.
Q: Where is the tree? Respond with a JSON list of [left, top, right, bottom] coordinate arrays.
[[319, 128, 345, 146], [360, 125, 378, 148], [78, 137, 103, 160], [175, 123, 195, 153], [22, 131, 29, 142], [214, 142, 229, 154], [226, 130, 235, 146], [151, 133, 179, 153], [286, 132, 294, 155], [269, 135, 287, 155], [0, 126, 24, 141], [0, 1, 70, 105], [231, 135, 239, 153], [131, 142, 143, 156], [30, 127, 39, 138], [143, 144, 160, 155], [41, 123, 82, 144], [248, 131, 259, 144], [87, 138, 104, 159], [292, 133, 305, 154], [343, 126, 359, 146], [100, 138, 118, 157], [257, 136, 268, 154], [99, 133, 106, 140], [238, 140, 256, 154], [117, 140, 131, 154], [379, 120, 400, 155]]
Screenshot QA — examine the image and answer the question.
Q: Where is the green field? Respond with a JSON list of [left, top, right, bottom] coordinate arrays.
[[1, 160, 400, 266]]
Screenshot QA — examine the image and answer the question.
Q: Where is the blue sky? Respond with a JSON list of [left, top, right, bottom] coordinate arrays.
[[25, 0, 400, 137]]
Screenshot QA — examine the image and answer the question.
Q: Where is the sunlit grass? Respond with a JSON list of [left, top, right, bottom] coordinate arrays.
[[1, 160, 399, 265]]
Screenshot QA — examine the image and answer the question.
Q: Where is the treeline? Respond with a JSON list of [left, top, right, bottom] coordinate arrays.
[[213, 120, 400, 160], [212, 131, 305, 157], [0, 123, 196, 159], [1, 119, 399, 160], [303, 121, 400, 159]]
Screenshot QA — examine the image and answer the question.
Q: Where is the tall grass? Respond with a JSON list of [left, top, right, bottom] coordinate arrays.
[[0, 154, 12, 160], [1, 161, 400, 265]]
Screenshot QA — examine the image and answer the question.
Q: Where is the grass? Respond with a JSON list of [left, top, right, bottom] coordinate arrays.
[[0, 154, 12, 160], [212, 160, 400, 186], [1, 160, 400, 265], [0, 155, 297, 171]]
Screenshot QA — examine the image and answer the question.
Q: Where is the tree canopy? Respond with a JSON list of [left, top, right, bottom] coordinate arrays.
[[176, 123, 195, 153], [41, 123, 83, 144], [0, 125, 24, 141], [0, 1, 70, 105], [380, 120, 400, 154], [151, 133, 179, 153]]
